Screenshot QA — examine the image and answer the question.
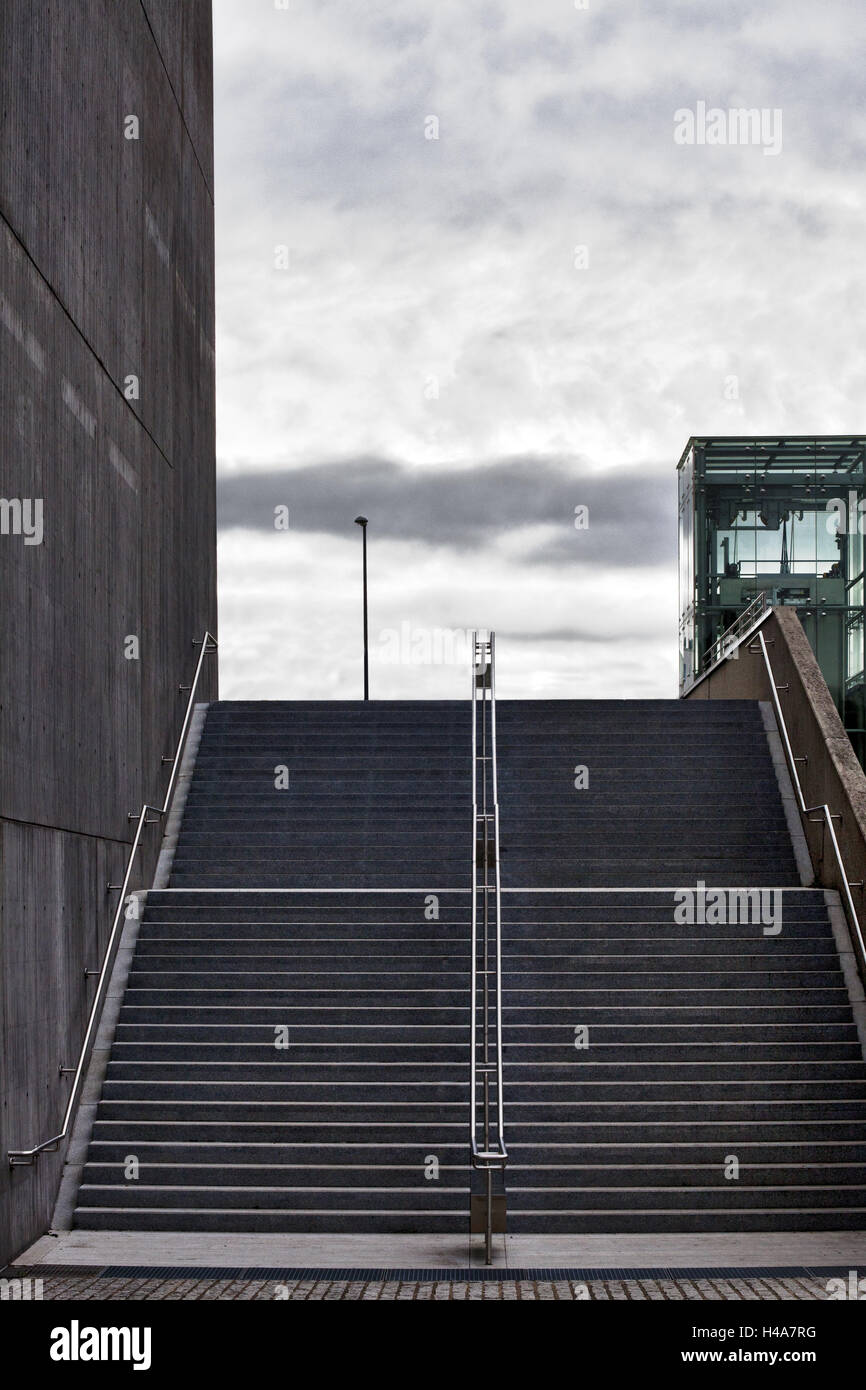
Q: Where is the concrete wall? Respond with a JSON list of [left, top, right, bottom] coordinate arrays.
[[685, 607, 866, 982], [0, 0, 217, 1264]]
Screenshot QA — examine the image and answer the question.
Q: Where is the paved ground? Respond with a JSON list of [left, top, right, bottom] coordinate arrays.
[[11, 1231, 864, 1301], [1, 1267, 844, 1300]]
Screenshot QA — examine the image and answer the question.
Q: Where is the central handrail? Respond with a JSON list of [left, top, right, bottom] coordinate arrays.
[[8, 631, 218, 1166], [470, 630, 506, 1263]]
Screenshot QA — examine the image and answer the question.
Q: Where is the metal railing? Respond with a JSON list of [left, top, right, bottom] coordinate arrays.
[[699, 591, 769, 677], [470, 630, 506, 1263], [8, 631, 218, 1166], [750, 628, 866, 983]]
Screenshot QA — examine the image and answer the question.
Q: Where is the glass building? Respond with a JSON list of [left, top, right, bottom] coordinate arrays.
[[678, 436, 866, 762]]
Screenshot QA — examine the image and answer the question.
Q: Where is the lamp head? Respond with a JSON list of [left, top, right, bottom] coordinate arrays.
[[354, 515, 368, 527]]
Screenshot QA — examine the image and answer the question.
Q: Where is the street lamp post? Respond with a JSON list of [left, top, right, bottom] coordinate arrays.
[[354, 515, 369, 700]]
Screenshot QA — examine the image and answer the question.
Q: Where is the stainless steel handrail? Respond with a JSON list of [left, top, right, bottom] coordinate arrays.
[[751, 628, 866, 978], [470, 630, 506, 1264], [8, 631, 218, 1166], [490, 637, 505, 1157]]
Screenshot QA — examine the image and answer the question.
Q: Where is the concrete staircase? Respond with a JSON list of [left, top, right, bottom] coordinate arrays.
[[500, 890, 866, 1232], [170, 700, 468, 888], [496, 699, 800, 888], [72, 698, 866, 1233], [78, 889, 471, 1232]]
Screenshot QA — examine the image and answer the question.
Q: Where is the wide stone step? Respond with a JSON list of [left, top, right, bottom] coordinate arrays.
[[503, 1210, 866, 1233], [88, 1118, 866, 1143], [133, 937, 837, 956], [77, 1164, 866, 1199], [146, 888, 825, 906], [108, 1040, 864, 1062], [125, 968, 847, 989], [84, 1140, 866, 1166], [81, 1163, 470, 1188], [76, 1184, 465, 1210], [117, 1004, 856, 1024], [104, 1060, 866, 1083], [71, 1206, 866, 1234], [95, 1098, 866, 1121], [113, 1020, 860, 1043], [72, 1208, 472, 1233], [122, 988, 850, 1008], [169, 875, 802, 890]]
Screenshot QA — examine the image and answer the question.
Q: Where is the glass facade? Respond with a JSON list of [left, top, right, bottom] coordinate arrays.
[[678, 436, 866, 763]]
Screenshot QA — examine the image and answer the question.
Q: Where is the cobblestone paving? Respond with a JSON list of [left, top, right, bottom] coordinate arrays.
[[2, 1270, 836, 1301]]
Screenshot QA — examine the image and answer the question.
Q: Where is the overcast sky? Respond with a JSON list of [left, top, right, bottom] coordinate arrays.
[[212, 0, 866, 700]]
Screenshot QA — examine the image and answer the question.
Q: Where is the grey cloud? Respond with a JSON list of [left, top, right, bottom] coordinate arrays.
[[218, 455, 676, 568]]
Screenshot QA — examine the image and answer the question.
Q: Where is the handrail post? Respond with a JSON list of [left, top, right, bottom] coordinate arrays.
[[8, 630, 218, 1166]]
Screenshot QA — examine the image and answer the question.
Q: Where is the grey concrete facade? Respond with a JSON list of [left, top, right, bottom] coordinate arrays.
[[0, 1, 217, 1265]]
